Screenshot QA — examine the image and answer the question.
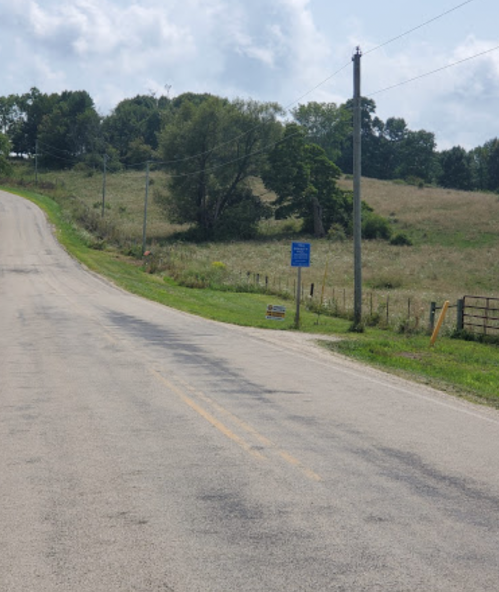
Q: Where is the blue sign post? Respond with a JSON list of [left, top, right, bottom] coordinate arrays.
[[291, 242, 311, 268], [291, 242, 311, 328]]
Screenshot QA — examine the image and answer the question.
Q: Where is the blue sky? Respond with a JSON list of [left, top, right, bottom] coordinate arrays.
[[0, 0, 497, 149]]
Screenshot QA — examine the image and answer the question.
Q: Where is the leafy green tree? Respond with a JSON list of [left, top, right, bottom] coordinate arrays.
[[481, 138, 499, 191], [291, 101, 351, 163], [470, 146, 488, 190], [377, 117, 408, 180], [37, 90, 102, 168], [262, 123, 350, 237], [0, 132, 12, 174], [396, 129, 437, 183], [438, 146, 473, 190], [10, 88, 60, 156], [0, 95, 17, 135], [170, 92, 214, 110], [336, 97, 385, 178], [124, 137, 155, 165], [102, 94, 170, 164], [158, 96, 283, 239]]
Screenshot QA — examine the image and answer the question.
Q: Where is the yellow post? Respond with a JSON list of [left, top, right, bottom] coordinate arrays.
[[430, 301, 450, 346]]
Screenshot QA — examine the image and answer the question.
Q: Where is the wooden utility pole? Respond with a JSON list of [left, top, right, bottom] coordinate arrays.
[[35, 139, 38, 186], [353, 47, 363, 326], [101, 154, 108, 217], [142, 161, 150, 254]]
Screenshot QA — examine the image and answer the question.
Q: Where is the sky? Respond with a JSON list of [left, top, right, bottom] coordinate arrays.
[[0, 0, 498, 150]]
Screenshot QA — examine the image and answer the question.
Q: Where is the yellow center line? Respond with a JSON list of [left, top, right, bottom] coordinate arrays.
[[175, 376, 322, 482], [149, 368, 267, 462], [63, 299, 320, 482]]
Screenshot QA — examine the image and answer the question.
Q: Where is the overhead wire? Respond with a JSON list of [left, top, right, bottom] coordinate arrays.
[[37, 139, 76, 155], [367, 43, 499, 97], [36, 147, 81, 164], [33, 0, 479, 179], [363, 0, 477, 57], [151, 0, 478, 178], [161, 128, 306, 179], [138, 62, 352, 169]]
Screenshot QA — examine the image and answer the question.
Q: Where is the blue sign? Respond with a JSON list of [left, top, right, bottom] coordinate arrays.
[[291, 242, 311, 267]]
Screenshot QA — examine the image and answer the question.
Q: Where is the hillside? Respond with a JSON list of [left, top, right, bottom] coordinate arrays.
[[6, 166, 499, 327]]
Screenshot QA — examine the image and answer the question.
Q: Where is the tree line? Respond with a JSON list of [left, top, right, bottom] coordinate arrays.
[[1, 87, 499, 240]]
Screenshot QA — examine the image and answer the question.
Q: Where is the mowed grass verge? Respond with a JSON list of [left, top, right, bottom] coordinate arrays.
[[5, 185, 499, 408]]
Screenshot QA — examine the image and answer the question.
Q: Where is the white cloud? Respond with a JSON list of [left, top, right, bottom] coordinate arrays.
[[1, 0, 498, 148]]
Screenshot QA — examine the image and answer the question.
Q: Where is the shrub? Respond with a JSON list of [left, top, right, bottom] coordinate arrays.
[[211, 261, 226, 270], [327, 223, 347, 242], [362, 213, 392, 240], [280, 218, 302, 234], [405, 175, 425, 188], [390, 233, 413, 246]]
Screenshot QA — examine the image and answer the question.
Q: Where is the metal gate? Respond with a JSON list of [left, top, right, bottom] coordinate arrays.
[[462, 296, 499, 335]]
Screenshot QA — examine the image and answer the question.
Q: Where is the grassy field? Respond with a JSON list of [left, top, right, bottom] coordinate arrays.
[[3, 166, 499, 407], [12, 164, 499, 329]]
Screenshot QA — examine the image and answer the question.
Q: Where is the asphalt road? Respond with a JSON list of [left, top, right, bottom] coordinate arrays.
[[1, 189, 499, 592]]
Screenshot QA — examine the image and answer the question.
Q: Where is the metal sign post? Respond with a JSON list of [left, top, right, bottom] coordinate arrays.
[[291, 242, 311, 329]]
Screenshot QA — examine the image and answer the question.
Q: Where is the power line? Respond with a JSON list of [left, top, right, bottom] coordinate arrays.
[[34, 1, 480, 180], [151, 0, 475, 172], [37, 147, 80, 164], [151, 60, 351, 170], [364, 0, 477, 57], [164, 129, 305, 179], [282, 62, 352, 111], [367, 43, 499, 97], [123, 43, 497, 180], [37, 139, 76, 155]]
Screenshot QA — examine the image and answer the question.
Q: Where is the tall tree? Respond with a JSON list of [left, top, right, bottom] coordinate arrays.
[[336, 97, 384, 178], [377, 117, 408, 180], [470, 145, 488, 191], [37, 90, 102, 168], [262, 123, 350, 237], [159, 96, 283, 239], [396, 129, 437, 182], [438, 146, 473, 190], [103, 94, 170, 164], [482, 138, 499, 191], [291, 101, 351, 163], [10, 88, 60, 156], [0, 132, 11, 175], [0, 95, 17, 135]]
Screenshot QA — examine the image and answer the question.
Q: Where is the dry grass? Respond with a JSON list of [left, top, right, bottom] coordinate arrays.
[[339, 176, 499, 247], [42, 168, 185, 242], [30, 167, 499, 328]]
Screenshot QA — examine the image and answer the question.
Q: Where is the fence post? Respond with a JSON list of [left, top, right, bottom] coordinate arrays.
[[456, 299, 464, 332], [429, 301, 436, 331]]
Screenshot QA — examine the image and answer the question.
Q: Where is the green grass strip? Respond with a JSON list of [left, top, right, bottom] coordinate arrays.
[[323, 333, 499, 407], [4, 185, 499, 407]]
